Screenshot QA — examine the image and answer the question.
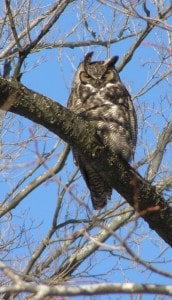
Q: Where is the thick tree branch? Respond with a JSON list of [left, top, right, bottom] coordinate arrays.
[[0, 77, 172, 246]]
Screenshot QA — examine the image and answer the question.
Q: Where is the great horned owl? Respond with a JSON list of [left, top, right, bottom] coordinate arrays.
[[67, 52, 137, 209]]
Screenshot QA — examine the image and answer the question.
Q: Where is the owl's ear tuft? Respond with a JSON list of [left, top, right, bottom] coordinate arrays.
[[104, 56, 119, 67], [84, 52, 94, 64]]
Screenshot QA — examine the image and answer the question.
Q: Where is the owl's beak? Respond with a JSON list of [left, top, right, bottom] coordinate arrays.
[[95, 79, 100, 85], [95, 79, 102, 87]]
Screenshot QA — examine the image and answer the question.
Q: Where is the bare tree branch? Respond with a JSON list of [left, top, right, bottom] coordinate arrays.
[[5, 0, 22, 51], [49, 208, 133, 281], [0, 143, 70, 217], [23, 0, 75, 53], [117, 3, 172, 71], [156, 176, 172, 193], [0, 3, 64, 59], [0, 259, 172, 299], [146, 121, 172, 182]]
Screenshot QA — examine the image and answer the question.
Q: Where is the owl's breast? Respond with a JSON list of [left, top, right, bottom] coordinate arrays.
[[74, 82, 131, 122], [77, 83, 97, 99]]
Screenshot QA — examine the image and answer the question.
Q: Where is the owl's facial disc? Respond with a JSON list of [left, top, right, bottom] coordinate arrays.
[[80, 71, 102, 87], [80, 71, 92, 84], [80, 69, 114, 88], [102, 69, 114, 82]]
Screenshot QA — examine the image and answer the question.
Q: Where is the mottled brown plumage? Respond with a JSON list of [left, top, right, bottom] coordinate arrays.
[[67, 52, 137, 209]]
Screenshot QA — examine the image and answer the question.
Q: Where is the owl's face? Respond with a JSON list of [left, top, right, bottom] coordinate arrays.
[[79, 52, 119, 89]]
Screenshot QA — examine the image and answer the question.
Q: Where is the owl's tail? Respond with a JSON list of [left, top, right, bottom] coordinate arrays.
[[74, 151, 112, 209], [88, 173, 112, 209]]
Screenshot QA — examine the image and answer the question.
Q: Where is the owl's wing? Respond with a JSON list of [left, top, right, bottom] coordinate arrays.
[[73, 149, 112, 209]]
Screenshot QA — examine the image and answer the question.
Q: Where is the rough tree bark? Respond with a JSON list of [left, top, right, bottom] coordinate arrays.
[[0, 77, 172, 246]]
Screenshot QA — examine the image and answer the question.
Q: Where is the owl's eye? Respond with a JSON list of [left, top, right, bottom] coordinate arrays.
[[102, 69, 114, 81], [80, 71, 92, 84]]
